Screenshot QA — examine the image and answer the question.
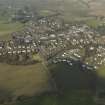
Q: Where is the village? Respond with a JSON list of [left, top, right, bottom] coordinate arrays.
[[0, 15, 105, 69]]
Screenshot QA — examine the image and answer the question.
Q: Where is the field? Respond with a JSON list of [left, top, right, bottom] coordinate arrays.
[[0, 60, 50, 98], [0, 21, 24, 40], [4, 90, 94, 105], [97, 66, 105, 78], [96, 66, 105, 91], [2, 62, 96, 105]]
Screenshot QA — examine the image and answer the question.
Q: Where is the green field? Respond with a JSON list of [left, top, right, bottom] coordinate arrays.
[[97, 66, 105, 78], [0, 53, 51, 104], [0, 21, 24, 40], [2, 62, 96, 105], [4, 90, 95, 105], [0, 62, 49, 96], [96, 66, 105, 91]]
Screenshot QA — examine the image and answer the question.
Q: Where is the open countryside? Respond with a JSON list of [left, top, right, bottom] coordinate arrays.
[[1, 0, 105, 105]]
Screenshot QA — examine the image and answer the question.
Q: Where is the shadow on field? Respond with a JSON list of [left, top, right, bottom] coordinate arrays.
[[0, 88, 13, 104], [1, 61, 105, 105], [49, 61, 97, 93], [13, 61, 98, 105]]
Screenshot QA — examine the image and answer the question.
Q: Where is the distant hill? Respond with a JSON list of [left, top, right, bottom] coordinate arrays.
[[0, 0, 105, 21]]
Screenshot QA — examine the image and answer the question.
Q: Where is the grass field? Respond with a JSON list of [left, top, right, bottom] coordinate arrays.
[[2, 62, 96, 105], [5, 90, 95, 105], [97, 66, 105, 78], [96, 66, 105, 90], [0, 21, 24, 40], [0, 57, 50, 98]]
